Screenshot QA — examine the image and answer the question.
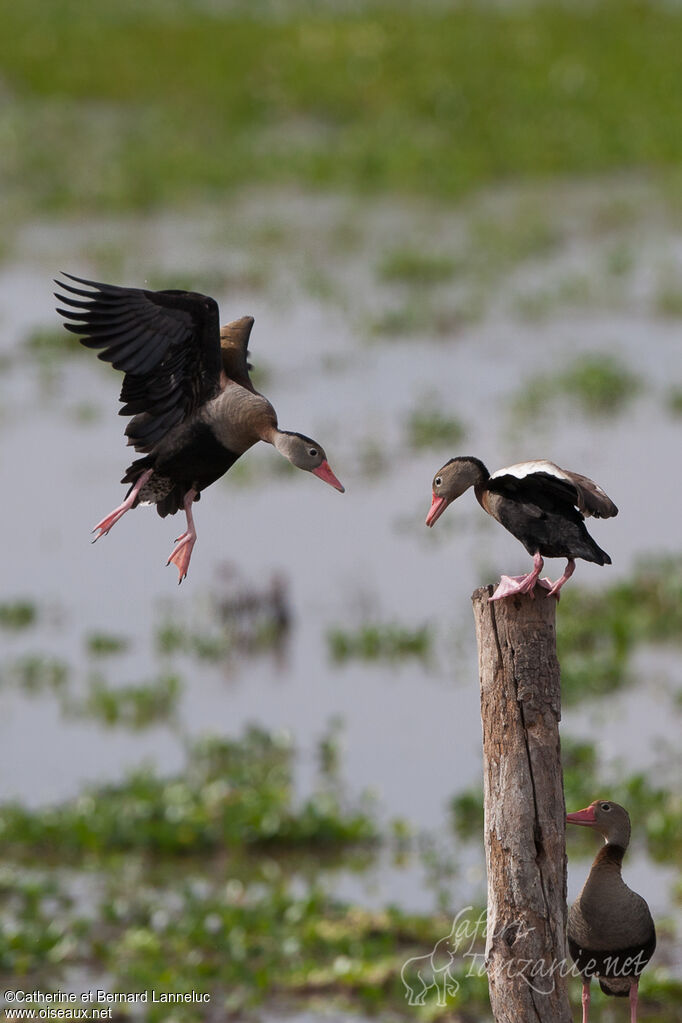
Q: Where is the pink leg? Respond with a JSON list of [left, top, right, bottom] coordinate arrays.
[[581, 981, 590, 1023], [546, 558, 576, 599], [91, 469, 153, 542], [489, 552, 550, 601], [166, 489, 198, 584], [629, 980, 638, 1023]]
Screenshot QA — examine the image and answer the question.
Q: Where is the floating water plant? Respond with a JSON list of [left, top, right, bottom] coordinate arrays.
[[85, 631, 129, 657], [558, 555, 682, 702], [511, 352, 642, 422], [327, 622, 431, 663], [0, 600, 37, 630], [77, 672, 181, 729], [377, 248, 459, 286], [406, 406, 466, 450], [0, 728, 376, 856]]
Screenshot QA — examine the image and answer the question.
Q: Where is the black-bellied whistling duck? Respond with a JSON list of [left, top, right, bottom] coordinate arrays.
[[55, 274, 344, 582], [425, 457, 617, 601], [567, 801, 656, 1023]]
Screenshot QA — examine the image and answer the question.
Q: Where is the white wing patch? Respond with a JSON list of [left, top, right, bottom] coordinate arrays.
[[489, 460, 615, 518], [490, 460, 570, 482]]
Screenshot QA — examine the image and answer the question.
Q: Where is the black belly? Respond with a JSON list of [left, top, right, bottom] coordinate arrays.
[[494, 497, 608, 563], [155, 421, 241, 491], [142, 422, 243, 516], [568, 934, 656, 982]]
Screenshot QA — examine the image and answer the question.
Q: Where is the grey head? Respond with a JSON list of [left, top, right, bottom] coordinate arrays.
[[274, 431, 345, 492], [426, 456, 489, 527], [566, 800, 632, 849]]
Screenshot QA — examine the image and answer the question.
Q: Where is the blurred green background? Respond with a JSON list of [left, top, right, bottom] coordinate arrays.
[[1, 1, 682, 1021]]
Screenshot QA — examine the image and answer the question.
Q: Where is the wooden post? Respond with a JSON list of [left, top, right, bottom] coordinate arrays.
[[471, 586, 572, 1023]]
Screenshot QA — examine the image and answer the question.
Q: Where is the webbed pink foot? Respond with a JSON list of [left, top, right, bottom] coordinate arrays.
[[92, 505, 130, 541], [91, 469, 153, 542], [166, 487, 198, 584], [545, 559, 575, 599], [167, 531, 196, 584], [488, 553, 545, 602], [490, 574, 534, 601]]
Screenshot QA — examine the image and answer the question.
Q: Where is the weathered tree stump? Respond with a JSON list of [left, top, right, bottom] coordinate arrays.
[[471, 586, 572, 1023]]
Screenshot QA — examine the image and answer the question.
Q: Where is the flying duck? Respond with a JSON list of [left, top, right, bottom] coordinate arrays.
[[567, 800, 656, 1023], [55, 274, 344, 581], [425, 457, 617, 600]]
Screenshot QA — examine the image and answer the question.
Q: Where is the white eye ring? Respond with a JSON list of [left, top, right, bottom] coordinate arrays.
[[309, 448, 318, 457], [600, 802, 611, 812], [435, 476, 442, 487]]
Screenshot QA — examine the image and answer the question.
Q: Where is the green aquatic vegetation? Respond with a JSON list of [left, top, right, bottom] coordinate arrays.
[[561, 736, 600, 809], [468, 207, 561, 279], [668, 387, 682, 416], [93, 876, 488, 1020], [654, 280, 682, 318], [317, 716, 344, 782], [557, 353, 642, 414], [1, 654, 68, 694], [378, 248, 459, 286], [328, 622, 431, 663], [513, 272, 596, 321], [0, 866, 83, 976], [155, 620, 230, 661], [7, 1, 682, 212], [156, 604, 285, 662], [77, 672, 181, 729], [24, 326, 84, 360], [450, 790, 484, 843], [155, 620, 187, 656], [0, 599, 37, 630], [558, 556, 682, 702], [512, 352, 641, 423], [369, 301, 427, 337], [369, 299, 470, 338], [300, 264, 341, 303], [605, 242, 635, 278], [0, 728, 376, 856], [406, 405, 466, 450], [0, 724, 675, 1020], [85, 631, 129, 657]]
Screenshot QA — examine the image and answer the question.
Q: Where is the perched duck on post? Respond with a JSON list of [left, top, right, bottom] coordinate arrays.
[[425, 457, 617, 600], [567, 801, 656, 1023], [55, 274, 344, 582]]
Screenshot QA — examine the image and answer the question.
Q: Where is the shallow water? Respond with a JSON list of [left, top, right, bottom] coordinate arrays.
[[1, 190, 681, 939]]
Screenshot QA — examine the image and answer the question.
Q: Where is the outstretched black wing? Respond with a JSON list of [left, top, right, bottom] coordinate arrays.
[[55, 273, 223, 451]]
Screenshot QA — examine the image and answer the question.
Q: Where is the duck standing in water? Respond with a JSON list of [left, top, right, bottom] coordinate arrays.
[[55, 274, 344, 581], [567, 800, 656, 1023], [425, 456, 617, 600]]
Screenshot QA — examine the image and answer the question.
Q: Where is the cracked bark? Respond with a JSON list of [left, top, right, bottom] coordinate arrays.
[[472, 586, 572, 1023]]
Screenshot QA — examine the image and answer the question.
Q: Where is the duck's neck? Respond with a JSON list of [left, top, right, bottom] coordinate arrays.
[[579, 842, 628, 917], [593, 842, 626, 873], [268, 426, 293, 454], [205, 386, 277, 451], [465, 458, 490, 506]]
